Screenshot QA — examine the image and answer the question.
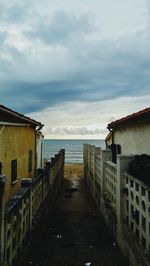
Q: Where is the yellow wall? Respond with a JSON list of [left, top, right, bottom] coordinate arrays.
[[0, 125, 36, 203]]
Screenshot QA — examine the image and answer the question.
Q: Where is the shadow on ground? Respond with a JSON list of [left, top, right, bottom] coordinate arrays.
[[17, 167, 129, 266]]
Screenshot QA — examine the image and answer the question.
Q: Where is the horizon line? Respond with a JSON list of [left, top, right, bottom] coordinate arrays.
[[44, 138, 105, 140]]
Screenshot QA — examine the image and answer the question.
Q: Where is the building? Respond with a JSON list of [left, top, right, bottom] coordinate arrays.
[[107, 107, 150, 156], [0, 104, 43, 203]]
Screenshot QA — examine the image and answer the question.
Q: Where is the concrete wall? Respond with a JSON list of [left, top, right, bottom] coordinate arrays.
[[114, 122, 150, 155], [0, 125, 36, 203], [122, 172, 150, 261], [84, 144, 150, 266]]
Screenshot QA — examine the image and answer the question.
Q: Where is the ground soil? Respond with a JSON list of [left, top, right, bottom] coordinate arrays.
[[64, 163, 83, 179], [18, 164, 129, 266]]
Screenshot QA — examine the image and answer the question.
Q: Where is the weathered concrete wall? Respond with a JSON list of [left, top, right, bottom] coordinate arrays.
[[114, 122, 150, 155], [83, 144, 150, 266], [0, 125, 36, 203], [0, 149, 65, 266]]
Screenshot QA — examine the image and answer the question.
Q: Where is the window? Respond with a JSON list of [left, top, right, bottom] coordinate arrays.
[[111, 144, 121, 164], [28, 150, 33, 173], [0, 162, 2, 175], [11, 159, 17, 183]]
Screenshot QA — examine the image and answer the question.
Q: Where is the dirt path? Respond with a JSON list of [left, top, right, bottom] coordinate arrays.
[[19, 164, 129, 266]]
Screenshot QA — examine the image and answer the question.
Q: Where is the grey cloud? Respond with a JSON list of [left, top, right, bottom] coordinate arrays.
[[0, 3, 26, 23], [0, 1, 150, 116], [25, 10, 95, 44], [0, 31, 8, 44]]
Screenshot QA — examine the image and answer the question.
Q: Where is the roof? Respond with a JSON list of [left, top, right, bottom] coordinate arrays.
[[107, 107, 150, 129], [0, 104, 43, 128]]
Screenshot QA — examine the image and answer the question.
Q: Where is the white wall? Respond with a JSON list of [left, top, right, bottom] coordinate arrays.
[[36, 132, 44, 169], [114, 122, 150, 155]]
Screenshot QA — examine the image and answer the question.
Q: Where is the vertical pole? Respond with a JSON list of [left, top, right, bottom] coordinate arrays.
[[93, 147, 101, 199], [61, 149, 65, 181]]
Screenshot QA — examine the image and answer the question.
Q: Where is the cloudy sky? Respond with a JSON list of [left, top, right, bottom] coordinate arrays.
[[0, 0, 150, 139]]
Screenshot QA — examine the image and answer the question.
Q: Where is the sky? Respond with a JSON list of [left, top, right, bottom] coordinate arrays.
[[0, 0, 150, 139]]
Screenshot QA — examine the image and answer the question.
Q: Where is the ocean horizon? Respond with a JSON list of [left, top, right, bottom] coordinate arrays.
[[43, 139, 105, 164]]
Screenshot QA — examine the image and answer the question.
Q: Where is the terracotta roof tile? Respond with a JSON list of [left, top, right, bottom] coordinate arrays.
[[107, 107, 150, 129]]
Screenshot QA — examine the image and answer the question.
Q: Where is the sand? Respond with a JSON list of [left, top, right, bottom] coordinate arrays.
[[64, 163, 83, 179]]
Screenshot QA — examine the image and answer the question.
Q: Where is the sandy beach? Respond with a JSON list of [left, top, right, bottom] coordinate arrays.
[[64, 163, 83, 179]]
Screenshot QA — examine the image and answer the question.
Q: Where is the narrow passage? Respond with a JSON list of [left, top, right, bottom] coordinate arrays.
[[19, 164, 129, 266]]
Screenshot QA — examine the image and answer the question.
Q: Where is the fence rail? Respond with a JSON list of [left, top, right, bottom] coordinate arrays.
[[105, 160, 117, 207], [0, 149, 65, 266]]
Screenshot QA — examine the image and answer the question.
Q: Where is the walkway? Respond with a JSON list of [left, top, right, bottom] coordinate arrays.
[[18, 168, 129, 266]]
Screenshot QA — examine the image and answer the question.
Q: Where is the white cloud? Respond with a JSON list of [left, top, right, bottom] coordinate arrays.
[[28, 94, 150, 139]]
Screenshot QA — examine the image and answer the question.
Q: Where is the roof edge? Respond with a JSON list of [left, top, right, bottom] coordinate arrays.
[[107, 107, 150, 129], [0, 104, 43, 127]]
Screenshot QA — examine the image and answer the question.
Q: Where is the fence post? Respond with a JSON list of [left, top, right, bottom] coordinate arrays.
[[61, 149, 65, 180], [21, 179, 33, 231], [101, 150, 112, 192], [37, 169, 44, 201], [0, 175, 6, 266], [116, 155, 133, 246], [93, 147, 101, 198]]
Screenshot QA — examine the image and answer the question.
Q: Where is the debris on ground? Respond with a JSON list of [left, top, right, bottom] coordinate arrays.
[[61, 242, 79, 247], [56, 234, 62, 239], [82, 213, 99, 221], [65, 187, 78, 193], [64, 187, 78, 198], [64, 194, 73, 198], [85, 262, 92, 266]]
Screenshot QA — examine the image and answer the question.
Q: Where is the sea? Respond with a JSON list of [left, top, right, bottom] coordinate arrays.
[[43, 139, 105, 164]]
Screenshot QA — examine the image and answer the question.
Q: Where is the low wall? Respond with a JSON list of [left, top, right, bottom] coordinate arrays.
[[0, 149, 65, 266], [83, 144, 150, 266]]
